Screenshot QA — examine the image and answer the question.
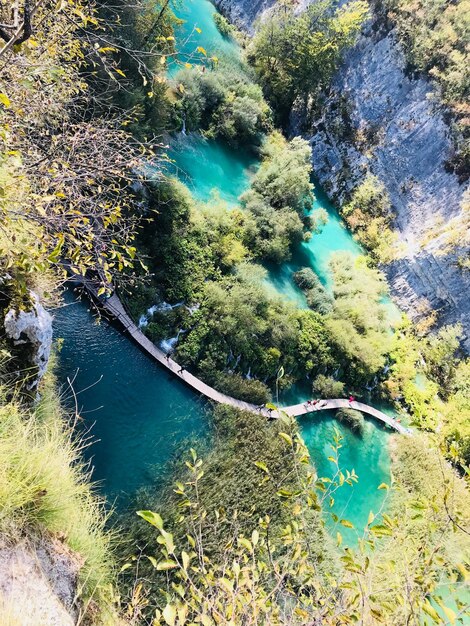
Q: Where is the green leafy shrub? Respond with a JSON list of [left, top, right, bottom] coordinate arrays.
[[335, 407, 365, 434], [249, 0, 368, 124], [326, 252, 391, 383], [312, 374, 345, 398], [241, 132, 314, 262], [212, 372, 272, 405], [342, 174, 397, 262], [293, 268, 334, 314], [293, 268, 319, 291], [213, 13, 235, 38], [172, 64, 272, 148]]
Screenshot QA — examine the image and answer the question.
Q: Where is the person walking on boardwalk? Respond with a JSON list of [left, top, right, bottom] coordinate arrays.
[[178, 367, 184, 375], [348, 395, 355, 403], [166, 352, 171, 361]]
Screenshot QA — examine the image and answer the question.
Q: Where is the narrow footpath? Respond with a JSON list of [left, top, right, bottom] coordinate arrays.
[[78, 280, 411, 435]]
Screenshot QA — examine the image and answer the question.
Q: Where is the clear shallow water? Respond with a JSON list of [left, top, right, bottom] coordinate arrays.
[[55, 0, 391, 536], [300, 413, 391, 544], [167, 133, 257, 204], [168, 0, 240, 75], [54, 292, 208, 503]]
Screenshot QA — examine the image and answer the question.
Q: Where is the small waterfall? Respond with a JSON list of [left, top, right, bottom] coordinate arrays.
[[181, 114, 187, 136], [138, 301, 184, 328], [160, 336, 178, 353], [160, 328, 186, 353], [138, 314, 148, 328]]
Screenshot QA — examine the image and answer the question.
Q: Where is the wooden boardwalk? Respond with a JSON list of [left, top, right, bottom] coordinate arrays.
[[78, 281, 411, 435]]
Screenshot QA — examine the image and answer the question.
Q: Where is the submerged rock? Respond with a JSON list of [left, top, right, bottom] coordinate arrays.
[[336, 407, 365, 435]]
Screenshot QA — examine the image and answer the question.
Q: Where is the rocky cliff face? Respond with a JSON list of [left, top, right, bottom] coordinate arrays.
[[302, 19, 469, 349], [0, 537, 82, 625], [215, 0, 470, 349], [3, 291, 53, 387], [214, 0, 274, 27]]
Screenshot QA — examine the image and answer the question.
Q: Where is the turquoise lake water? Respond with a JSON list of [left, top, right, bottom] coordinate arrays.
[[168, 0, 240, 75], [54, 0, 393, 543], [54, 292, 208, 501]]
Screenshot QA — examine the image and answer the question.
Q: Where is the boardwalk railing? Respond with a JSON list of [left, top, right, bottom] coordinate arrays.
[[75, 279, 411, 435]]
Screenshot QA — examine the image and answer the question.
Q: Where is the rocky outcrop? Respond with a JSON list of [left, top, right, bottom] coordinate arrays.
[[0, 537, 82, 626], [214, 0, 470, 349], [301, 20, 469, 348], [4, 291, 53, 386], [214, 0, 274, 28]]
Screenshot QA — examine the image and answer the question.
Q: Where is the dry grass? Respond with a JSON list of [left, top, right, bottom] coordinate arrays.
[[0, 376, 119, 624]]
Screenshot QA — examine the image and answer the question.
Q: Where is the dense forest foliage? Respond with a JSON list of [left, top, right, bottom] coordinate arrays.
[[1, 0, 469, 624]]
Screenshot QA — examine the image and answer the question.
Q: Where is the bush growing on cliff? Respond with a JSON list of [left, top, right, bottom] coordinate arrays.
[[0, 0, 159, 310], [423, 323, 462, 394], [342, 174, 398, 262]]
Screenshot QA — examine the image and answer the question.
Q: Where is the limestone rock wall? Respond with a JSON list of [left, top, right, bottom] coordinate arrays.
[[0, 537, 82, 626], [301, 19, 469, 348], [4, 291, 53, 387], [214, 0, 274, 28]]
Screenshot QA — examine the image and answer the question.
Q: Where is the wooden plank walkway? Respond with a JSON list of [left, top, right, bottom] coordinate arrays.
[[77, 280, 411, 435]]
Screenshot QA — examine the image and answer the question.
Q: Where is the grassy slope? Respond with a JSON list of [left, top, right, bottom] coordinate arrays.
[[0, 365, 119, 624]]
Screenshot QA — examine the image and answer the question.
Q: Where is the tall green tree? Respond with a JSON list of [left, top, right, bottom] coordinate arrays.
[[249, 0, 368, 123]]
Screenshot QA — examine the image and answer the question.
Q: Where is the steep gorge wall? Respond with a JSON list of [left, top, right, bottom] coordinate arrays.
[[214, 0, 470, 349], [214, 0, 274, 27], [302, 18, 470, 349]]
